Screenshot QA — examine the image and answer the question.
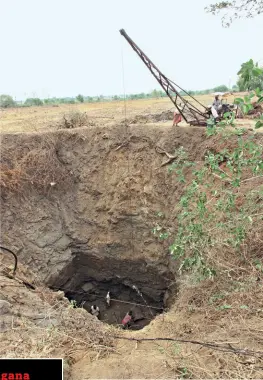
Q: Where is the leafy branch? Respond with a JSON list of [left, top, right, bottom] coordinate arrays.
[[153, 97, 263, 278]]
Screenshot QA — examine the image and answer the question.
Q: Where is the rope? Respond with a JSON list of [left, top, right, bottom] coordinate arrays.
[[50, 285, 163, 310], [132, 285, 154, 317], [110, 297, 163, 310], [121, 40, 135, 257], [120, 43, 156, 317]]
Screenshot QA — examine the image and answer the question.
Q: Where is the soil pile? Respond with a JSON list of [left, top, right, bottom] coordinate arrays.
[[121, 110, 174, 125]]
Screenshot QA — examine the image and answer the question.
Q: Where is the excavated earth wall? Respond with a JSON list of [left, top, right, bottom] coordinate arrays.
[[1, 124, 213, 326]]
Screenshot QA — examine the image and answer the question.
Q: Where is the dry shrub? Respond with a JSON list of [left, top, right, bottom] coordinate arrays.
[[58, 111, 95, 129], [0, 134, 74, 196]]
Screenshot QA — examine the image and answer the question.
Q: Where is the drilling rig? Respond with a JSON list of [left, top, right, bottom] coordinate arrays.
[[120, 29, 213, 127]]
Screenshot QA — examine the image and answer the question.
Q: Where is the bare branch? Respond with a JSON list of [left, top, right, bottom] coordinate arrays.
[[205, 0, 263, 27]]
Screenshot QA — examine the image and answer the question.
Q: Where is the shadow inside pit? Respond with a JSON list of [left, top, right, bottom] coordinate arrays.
[[49, 249, 175, 330], [63, 280, 165, 330]]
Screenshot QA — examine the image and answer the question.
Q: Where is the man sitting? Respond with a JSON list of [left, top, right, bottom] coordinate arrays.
[[211, 95, 222, 119]]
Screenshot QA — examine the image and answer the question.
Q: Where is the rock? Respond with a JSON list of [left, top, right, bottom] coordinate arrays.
[[0, 300, 11, 315], [55, 290, 65, 300], [81, 283, 95, 292]]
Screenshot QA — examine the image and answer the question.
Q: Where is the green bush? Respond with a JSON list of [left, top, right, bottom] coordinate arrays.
[[24, 98, 43, 106], [0, 94, 16, 108]]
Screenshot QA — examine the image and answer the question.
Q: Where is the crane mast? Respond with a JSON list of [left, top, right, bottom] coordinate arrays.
[[120, 29, 210, 126]]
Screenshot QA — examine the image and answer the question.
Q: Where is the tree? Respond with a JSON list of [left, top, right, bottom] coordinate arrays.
[[76, 94, 84, 103], [213, 84, 229, 92], [237, 59, 263, 91], [206, 0, 263, 27], [63, 98, 75, 104], [24, 98, 43, 106], [232, 84, 239, 92], [0, 94, 16, 108], [151, 89, 160, 98]]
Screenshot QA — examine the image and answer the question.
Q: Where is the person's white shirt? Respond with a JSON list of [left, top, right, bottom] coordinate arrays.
[[90, 305, 100, 317]]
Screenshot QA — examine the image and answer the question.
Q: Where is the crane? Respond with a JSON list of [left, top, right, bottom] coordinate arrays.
[[120, 29, 211, 126]]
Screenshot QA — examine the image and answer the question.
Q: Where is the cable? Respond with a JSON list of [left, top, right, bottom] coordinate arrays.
[[111, 335, 263, 357], [132, 285, 154, 317], [121, 39, 135, 257], [111, 297, 163, 311], [50, 285, 163, 310], [0, 246, 18, 275]]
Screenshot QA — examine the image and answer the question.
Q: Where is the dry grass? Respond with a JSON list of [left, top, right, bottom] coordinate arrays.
[[0, 258, 113, 379], [56, 111, 97, 129], [163, 273, 263, 378], [73, 283, 263, 379], [0, 133, 74, 196], [0, 93, 255, 134]]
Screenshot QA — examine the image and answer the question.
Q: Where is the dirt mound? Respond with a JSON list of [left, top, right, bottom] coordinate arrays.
[[122, 110, 174, 125]]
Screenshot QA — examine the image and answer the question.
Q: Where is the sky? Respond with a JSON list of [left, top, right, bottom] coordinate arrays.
[[0, 0, 262, 100]]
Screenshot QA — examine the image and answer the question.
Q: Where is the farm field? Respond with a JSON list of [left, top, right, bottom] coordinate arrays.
[[0, 93, 257, 133]]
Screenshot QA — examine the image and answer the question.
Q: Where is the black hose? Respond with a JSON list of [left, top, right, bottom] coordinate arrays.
[[0, 246, 18, 274]]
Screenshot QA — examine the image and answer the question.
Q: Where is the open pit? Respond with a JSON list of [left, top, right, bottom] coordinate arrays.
[[48, 249, 174, 329], [0, 124, 212, 329]]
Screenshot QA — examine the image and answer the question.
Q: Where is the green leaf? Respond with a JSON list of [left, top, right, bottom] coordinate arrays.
[[231, 178, 241, 187], [257, 96, 263, 104], [234, 98, 244, 104], [241, 103, 253, 114], [244, 95, 250, 103], [255, 121, 263, 129], [252, 67, 263, 77], [217, 304, 232, 310], [254, 88, 263, 97], [241, 104, 248, 114]]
